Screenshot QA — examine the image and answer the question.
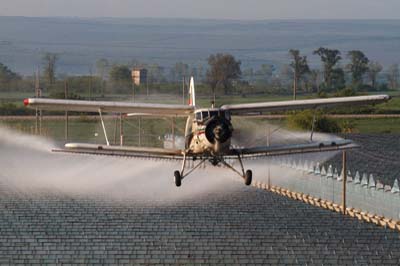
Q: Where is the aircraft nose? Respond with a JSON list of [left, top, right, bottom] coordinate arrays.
[[213, 126, 223, 140], [205, 117, 232, 144]]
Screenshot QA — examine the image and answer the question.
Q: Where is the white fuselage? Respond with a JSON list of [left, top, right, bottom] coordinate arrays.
[[186, 108, 233, 156]]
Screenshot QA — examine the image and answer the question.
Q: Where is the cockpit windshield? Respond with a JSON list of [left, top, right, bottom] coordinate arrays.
[[195, 110, 231, 123], [209, 111, 219, 118]]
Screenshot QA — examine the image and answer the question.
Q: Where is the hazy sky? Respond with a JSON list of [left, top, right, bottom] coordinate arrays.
[[1, 0, 399, 20]]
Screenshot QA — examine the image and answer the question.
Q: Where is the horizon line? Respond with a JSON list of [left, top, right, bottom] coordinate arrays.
[[1, 15, 400, 22]]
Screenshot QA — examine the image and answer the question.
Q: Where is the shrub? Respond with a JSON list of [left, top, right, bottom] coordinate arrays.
[[287, 110, 342, 133], [334, 87, 357, 97], [0, 103, 34, 115], [49, 91, 83, 100]]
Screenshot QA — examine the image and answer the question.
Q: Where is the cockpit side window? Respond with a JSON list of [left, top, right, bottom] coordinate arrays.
[[202, 111, 209, 120], [225, 111, 231, 120], [195, 112, 202, 121]]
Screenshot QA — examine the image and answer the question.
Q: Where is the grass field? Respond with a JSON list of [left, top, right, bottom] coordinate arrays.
[[1, 89, 400, 138], [0, 116, 187, 147], [1, 115, 399, 150], [338, 117, 400, 134]]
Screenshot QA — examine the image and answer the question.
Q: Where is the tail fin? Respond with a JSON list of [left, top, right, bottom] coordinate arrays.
[[188, 76, 196, 106]]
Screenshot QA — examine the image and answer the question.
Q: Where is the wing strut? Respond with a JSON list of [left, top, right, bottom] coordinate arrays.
[[310, 109, 317, 141], [98, 108, 110, 146]]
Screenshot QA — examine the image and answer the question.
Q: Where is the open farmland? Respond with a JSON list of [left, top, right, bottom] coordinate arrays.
[[326, 134, 400, 186], [0, 174, 399, 264]]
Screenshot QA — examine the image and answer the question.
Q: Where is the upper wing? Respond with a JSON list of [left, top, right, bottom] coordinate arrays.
[[24, 98, 194, 116], [221, 95, 390, 115], [232, 139, 358, 157]]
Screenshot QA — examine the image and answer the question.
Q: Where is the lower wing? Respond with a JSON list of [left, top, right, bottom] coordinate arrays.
[[53, 140, 357, 160], [231, 139, 358, 157], [53, 143, 183, 160]]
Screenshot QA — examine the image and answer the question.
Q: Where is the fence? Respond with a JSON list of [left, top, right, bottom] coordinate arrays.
[[247, 155, 400, 221]]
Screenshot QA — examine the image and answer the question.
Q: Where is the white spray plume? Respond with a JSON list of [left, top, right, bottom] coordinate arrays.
[[0, 120, 342, 202], [0, 126, 237, 202]]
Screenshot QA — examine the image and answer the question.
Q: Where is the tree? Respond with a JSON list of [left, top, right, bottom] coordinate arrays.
[[190, 67, 198, 81], [387, 64, 399, 90], [254, 64, 274, 84], [109, 64, 131, 92], [313, 47, 341, 90], [170, 62, 189, 82], [242, 67, 254, 80], [367, 61, 383, 89], [197, 64, 205, 82], [0, 62, 20, 91], [346, 50, 369, 86], [0, 63, 19, 83], [42, 52, 58, 85], [206, 53, 241, 97], [331, 68, 346, 90], [279, 64, 294, 93], [95, 58, 109, 80], [309, 69, 321, 93], [289, 49, 310, 99], [147, 64, 166, 84]]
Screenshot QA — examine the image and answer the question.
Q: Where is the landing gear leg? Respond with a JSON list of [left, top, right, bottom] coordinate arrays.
[[174, 170, 182, 187], [173, 153, 206, 187], [174, 153, 187, 187], [221, 153, 253, 186], [244, 170, 252, 186], [237, 154, 252, 186]]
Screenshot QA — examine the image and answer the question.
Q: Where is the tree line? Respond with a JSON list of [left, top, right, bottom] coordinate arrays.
[[0, 48, 399, 99]]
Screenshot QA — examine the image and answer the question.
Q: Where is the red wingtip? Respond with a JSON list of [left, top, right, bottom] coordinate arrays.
[[23, 99, 29, 106]]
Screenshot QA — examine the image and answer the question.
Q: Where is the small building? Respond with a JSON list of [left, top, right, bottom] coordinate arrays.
[[131, 68, 148, 86]]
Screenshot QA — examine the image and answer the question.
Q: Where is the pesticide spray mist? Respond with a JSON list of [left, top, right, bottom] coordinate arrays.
[[0, 121, 341, 202], [0, 126, 237, 202]]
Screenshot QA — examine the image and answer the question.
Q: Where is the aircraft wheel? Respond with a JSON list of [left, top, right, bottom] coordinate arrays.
[[244, 170, 252, 186], [174, 171, 182, 187]]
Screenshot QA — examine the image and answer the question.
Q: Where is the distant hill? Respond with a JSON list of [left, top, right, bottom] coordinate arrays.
[[0, 16, 399, 75]]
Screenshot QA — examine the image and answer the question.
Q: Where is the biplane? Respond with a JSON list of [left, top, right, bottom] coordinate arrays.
[[24, 78, 390, 187]]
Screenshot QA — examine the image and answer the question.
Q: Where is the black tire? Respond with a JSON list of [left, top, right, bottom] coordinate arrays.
[[244, 170, 252, 186], [174, 171, 182, 187]]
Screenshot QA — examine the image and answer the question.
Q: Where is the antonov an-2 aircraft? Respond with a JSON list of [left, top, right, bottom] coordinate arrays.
[[24, 78, 390, 187]]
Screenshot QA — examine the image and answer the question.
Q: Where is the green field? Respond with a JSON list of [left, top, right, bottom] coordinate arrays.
[[337, 117, 400, 134], [1, 115, 399, 150], [0, 116, 187, 148], [1, 89, 400, 138]]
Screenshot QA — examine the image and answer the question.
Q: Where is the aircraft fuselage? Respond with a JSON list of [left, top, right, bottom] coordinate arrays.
[[186, 108, 233, 156]]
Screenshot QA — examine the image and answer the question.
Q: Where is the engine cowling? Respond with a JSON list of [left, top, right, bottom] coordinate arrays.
[[204, 116, 233, 144]]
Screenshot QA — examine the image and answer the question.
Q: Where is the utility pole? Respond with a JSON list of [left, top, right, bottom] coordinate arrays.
[[182, 76, 185, 105], [35, 69, 39, 135], [172, 117, 176, 149], [89, 67, 92, 100], [342, 150, 347, 215], [119, 113, 124, 146], [138, 117, 142, 147], [35, 69, 42, 135], [64, 80, 69, 141], [132, 82, 135, 102], [293, 71, 297, 100], [146, 74, 149, 100]]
